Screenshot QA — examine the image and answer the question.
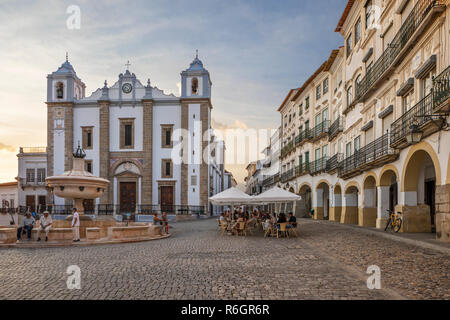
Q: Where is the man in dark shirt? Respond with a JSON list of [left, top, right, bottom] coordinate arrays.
[[287, 212, 297, 229]]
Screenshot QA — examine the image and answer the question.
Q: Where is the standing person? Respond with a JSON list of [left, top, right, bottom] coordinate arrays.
[[17, 212, 35, 242], [71, 208, 80, 242], [37, 211, 53, 242], [162, 212, 169, 234]]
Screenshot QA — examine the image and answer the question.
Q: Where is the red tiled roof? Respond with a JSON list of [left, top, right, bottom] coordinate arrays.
[[335, 0, 355, 32], [0, 182, 18, 187]]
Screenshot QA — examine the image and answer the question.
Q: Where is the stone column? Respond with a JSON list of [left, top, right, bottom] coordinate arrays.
[[180, 103, 189, 206], [46, 105, 54, 205], [435, 184, 450, 242], [63, 103, 74, 206], [313, 188, 324, 220], [359, 187, 377, 227], [376, 186, 389, 229], [98, 100, 110, 204], [199, 103, 209, 212], [142, 100, 153, 204]]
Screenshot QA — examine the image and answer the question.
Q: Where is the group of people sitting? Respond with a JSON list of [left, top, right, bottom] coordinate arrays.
[[152, 212, 169, 235], [16, 211, 53, 242], [219, 208, 297, 237]]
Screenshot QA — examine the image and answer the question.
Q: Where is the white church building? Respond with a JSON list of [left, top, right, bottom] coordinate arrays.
[[43, 54, 227, 215]]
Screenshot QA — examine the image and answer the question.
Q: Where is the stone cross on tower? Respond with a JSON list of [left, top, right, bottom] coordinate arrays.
[[125, 60, 131, 70]]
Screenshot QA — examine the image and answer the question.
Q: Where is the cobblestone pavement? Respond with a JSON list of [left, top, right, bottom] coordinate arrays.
[[0, 219, 448, 300]]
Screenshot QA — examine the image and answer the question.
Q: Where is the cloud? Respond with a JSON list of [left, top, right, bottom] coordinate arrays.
[[0, 143, 16, 153]]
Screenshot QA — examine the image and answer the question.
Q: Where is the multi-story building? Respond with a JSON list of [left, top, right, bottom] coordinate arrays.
[[278, 0, 450, 242], [16, 147, 48, 211], [261, 127, 281, 192], [245, 161, 264, 195]]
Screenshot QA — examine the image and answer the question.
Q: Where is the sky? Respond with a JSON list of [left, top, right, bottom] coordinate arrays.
[[0, 0, 347, 184]]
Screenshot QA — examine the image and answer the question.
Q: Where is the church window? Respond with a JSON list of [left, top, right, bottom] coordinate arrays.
[[161, 125, 174, 148], [162, 159, 173, 178], [82, 127, 93, 150], [120, 118, 135, 149], [56, 82, 64, 99], [191, 77, 199, 95]]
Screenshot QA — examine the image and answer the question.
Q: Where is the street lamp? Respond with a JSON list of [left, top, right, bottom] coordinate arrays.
[[405, 124, 423, 145]]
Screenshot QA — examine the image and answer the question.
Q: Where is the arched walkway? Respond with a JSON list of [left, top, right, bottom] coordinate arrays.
[[400, 149, 437, 233], [298, 184, 312, 218], [330, 184, 342, 222], [314, 181, 330, 220], [360, 175, 377, 227], [341, 183, 359, 225], [377, 168, 398, 229]]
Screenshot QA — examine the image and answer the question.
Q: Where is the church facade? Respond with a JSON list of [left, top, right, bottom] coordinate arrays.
[[45, 54, 226, 214]]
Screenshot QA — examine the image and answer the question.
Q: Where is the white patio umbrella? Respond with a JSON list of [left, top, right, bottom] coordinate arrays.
[[208, 187, 254, 205], [251, 186, 301, 215]]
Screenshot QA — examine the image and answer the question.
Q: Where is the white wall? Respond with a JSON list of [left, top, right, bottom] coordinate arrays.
[[110, 105, 143, 152], [73, 107, 100, 176]]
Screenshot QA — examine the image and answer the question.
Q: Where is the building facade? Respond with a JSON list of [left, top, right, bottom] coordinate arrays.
[[277, 0, 450, 241], [261, 127, 281, 191], [45, 54, 227, 215], [16, 147, 48, 211]]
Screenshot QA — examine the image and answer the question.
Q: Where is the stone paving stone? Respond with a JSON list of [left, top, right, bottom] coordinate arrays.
[[0, 219, 447, 300]]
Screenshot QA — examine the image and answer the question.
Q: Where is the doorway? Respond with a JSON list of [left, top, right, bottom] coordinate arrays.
[[26, 195, 35, 212], [424, 179, 436, 233], [120, 182, 136, 213], [160, 186, 174, 213]]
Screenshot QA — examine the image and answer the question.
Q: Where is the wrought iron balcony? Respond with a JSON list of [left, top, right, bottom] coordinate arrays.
[[433, 65, 450, 113], [359, 133, 397, 169], [295, 162, 310, 177], [281, 140, 295, 159], [354, 0, 446, 104], [310, 157, 328, 175], [338, 152, 361, 179], [295, 128, 313, 147], [328, 117, 344, 141], [311, 121, 330, 141], [281, 168, 295, 183], [263, 173, 280, 187], [326, 153, 343, 173], [390, 92, 444, 149]]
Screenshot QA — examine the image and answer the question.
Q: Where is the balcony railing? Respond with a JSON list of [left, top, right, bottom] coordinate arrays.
[[328, 117, 344, 141], [19, 147, 47, 154], [433, 65, 450, 111], [311, 121, 330, 140], [338, 152, 360, 178], [359, 133, 394, 167], [310, 157, 328, 175], [281, 140, 295, 158], [281, 169, 295, 183], [326, 153, 343, 172], [390, 93, 433, 146], [263, 173, 280, 187], [295, 162, 310, 177], [355, 0, 445, 103]]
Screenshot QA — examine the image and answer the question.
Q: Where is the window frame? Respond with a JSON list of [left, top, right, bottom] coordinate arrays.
[[161, 159, 173, 179], [119, 118, 135, 149]]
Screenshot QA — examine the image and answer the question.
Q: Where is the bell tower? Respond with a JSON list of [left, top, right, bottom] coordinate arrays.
[[46, 55, 85, 205], [180, 50, 212, 99]]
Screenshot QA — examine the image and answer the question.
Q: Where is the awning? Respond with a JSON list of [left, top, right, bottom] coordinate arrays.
[[209, 187, 253, 205], [250, 187, 301, 203]]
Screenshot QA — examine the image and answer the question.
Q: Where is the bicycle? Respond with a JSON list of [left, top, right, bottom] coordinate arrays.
[[384, 209, 402, 233]]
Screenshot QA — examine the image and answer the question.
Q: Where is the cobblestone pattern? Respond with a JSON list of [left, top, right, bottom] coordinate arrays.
[[299, 220, 450, 300], [0, 219, 447, 300]]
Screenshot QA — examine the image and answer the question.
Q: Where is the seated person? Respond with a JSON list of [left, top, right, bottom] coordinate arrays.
[[287, 212, 297, 229], [37, 211, 53, 242], [246, 213, 257, 227], [153, 213, 163, 235], [17, 212, 35, 241], [232, 215, 245, 235], [277, 213, 287, 230]]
